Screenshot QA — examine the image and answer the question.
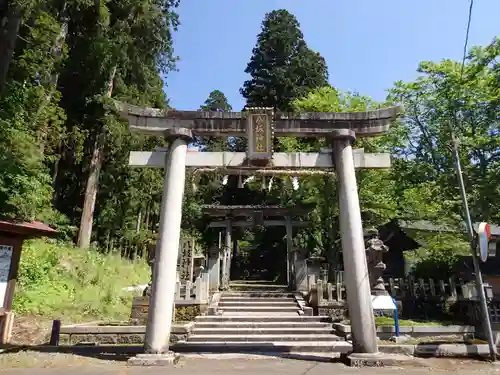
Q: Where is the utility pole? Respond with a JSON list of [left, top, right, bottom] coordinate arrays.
[[450, 130, 496, 361]]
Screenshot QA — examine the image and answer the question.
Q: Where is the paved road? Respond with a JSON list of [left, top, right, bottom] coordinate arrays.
[[1, 353, 500, 375]]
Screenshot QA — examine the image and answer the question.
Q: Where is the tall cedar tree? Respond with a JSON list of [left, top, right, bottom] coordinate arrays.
[[197, 90, 232, 151], [200, 89, 232, 112], [237, 10, 329, 279], [240, 9, 329, 112]]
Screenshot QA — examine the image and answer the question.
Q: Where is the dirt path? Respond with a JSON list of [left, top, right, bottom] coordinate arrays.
[[8, 316, 53, 346]]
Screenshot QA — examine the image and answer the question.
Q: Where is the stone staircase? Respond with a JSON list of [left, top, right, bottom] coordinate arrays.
[[174, 282, 348, 353]]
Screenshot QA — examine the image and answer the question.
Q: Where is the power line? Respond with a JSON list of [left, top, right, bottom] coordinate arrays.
[[459, 0, 474, 80]]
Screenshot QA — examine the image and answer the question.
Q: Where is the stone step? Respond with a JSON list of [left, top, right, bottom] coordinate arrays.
[[193, 321, 332, 329], [191, 327, 334, 335], [219, 297, 295, 303], [228, 287, 290, 293], [172, 341, 352, 353], [196, 315, 330, 323], [219, 306, 299, 313], [221, 312, 299, 317], [229, 282, 288, 288], [218, 301, 298, 308], [225, 286, 290, 290], [229, 289, 290, 293], [222, 292, 294, 298], [187, 334, 340, 343], [230, 280, 279, 284]]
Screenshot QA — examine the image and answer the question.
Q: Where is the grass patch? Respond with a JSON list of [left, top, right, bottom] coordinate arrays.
[[13, 239, 150, 323], [344, 317, 448, 326], [375, 317, 446, 326]]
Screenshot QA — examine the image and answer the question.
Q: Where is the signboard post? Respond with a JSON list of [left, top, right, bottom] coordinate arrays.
[[478, 222, 491, 263], [0, 221, 57, 344]]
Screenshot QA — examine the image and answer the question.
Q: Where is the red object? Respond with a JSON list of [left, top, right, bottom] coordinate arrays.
[[478, 222, 491, 263], [484, 223, 491, 239], [0, 220, 57, 237]]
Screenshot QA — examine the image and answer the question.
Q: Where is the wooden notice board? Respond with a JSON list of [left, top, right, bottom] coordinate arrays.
[[0, 220, 57, 343]]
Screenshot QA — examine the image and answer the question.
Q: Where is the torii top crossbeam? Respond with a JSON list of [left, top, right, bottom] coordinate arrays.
[[114, 101, 401, 138]]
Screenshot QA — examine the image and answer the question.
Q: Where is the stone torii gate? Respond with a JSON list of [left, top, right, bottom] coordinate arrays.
[[115, 102, 400, 361], [202, 204, 314, 290]]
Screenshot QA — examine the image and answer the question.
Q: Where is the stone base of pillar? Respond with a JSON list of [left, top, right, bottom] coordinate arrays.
[[128, 352, 180, 366], [346, 352, 412, 367]]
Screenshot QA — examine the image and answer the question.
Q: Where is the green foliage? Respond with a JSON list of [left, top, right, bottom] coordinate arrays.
[[0, 0, 180, 253], [14, 239, 149, 321], [1, 0, 499, 294], [289, 87, 401, 259], [240, 9, 328, 111], [344, 317, 446, 326], [385, 40, 500, 276], [0, 114, 54, 221], [388, 39, 500, 224], [196, 89, 232, 151], [226, 9, 331, 273], [200, 90, 232, 112], [407, 233, 469, 279], [0, 6, 66, 222], [374, 317, 444, 326]]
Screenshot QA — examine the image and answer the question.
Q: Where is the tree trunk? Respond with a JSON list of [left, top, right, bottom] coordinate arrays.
[[36, 16, 68, 153], [0, 4, 21, 95], [145, 204, 150, 231], [77, 132, 105, 248], [77, 65, 116, 248], [136, 210, 142, 233], [51, 140, 63, 203]]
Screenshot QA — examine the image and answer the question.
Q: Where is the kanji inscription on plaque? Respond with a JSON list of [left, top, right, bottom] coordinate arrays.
[[246, 108, 273, 160]]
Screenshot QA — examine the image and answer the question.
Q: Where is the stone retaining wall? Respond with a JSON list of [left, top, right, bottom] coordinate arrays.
[[379, 343, 492, 358], [318, 303, 348, 322], [131, 296, 207, 323], [60, 323, 193, 345], [333, 323, 475, 340]]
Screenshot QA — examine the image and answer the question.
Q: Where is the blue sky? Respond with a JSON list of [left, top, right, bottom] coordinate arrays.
[[165, 0, 500, 111]]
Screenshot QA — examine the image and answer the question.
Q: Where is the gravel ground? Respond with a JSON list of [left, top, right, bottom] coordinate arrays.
[[1, 351, 500, 375], [8, 317, 52, 346]]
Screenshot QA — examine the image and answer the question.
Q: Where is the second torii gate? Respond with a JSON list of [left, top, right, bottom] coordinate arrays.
[[115, 102, 400, 361]]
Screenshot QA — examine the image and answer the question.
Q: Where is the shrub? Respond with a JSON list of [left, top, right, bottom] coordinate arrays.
[[13, 239, 150, 322], [408, 233, 468, 280]]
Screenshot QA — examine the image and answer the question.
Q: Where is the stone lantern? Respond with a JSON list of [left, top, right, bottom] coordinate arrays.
[[365, 228, 389, 296]]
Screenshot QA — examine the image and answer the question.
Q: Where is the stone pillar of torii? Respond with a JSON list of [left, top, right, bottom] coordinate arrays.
[[114, 102, 401, 360]]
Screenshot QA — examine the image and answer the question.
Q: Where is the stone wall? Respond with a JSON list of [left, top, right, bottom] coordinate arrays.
[[333, 322, 475, 341], [318, 302, 348, 322], [61, 323, 192, 345], [130, 296, 207, 323]]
